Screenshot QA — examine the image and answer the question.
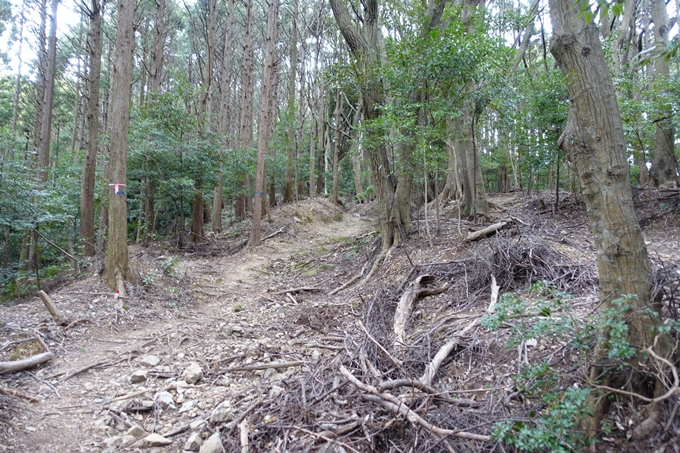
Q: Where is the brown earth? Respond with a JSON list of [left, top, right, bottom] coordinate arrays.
[[1, 191, 679, 453]]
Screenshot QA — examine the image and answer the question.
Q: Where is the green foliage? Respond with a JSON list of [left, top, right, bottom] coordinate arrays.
[[598, 295, 638, 363], [493, 386, 592, 452]]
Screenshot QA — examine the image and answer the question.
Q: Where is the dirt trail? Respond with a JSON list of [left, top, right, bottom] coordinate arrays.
[[2, 191, 679, 453], [1, 198, 373, 453]]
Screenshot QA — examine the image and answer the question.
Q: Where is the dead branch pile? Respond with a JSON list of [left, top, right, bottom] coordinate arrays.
[[422, 234, 596, 308]]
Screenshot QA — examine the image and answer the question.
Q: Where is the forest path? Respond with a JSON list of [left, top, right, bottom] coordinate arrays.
[[3, 198, 374, 453]]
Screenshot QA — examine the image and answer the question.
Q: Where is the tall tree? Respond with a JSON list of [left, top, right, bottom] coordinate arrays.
[[249, 0, 279, 246], [330, 0, 400, 260], [549, 0, 665, 434], [80, 0, 104, 257], [211, 0, 235, 233], [235, 0, 254, 219], [649, 0, 678, 186], [107, 0, 136, 294], [37, 0, 59, 185], [283, 0, 299, 203]]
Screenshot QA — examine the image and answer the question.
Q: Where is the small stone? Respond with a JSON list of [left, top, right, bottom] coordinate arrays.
[[142, 400, 154, 408], [84, 382, 94, 391], [140, 355, 161, 367], [184, 432, 202, 451], [263, 368, 276, 379], [103, 436, 124, 448], [268, 385, 284, 399], [560, 230, 568, 235], [154, 391, 175, 409], [210, 400, 232, 423], [231, 325, 243, 333], [190, 419, 206, 430], [179, 400, 195, 413], [311, 349, 321, 361], [199, 432, 224, 453], [182, 362, 203, 384], [133, 433, 172, 448], [125, 425, 147, 438], [131, 370, 148, 383]]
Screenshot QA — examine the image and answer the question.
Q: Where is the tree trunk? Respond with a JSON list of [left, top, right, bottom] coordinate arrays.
[[549, 0, 663, 434], [80, 0, 103, 257], [11, 0, 26, 136], [106, 0, 135, 294], [331, 89, 342, 205], [190, 179, 204, 243], [237, 0, 254, 213], [250, 0, 278, 245], [331, 0, 399, 255], [212, 0, 235, 233], [649, 0, 678, 187], [37, 0, 59, 186], [283, 0, 298, 203]]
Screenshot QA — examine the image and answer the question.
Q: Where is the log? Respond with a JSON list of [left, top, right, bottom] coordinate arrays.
[[420, 318, 480, 386], [38, 290, 67, 325], [465, 221, 508, 242], [394, 275, 448, 348], [0, 333, 54, 374]]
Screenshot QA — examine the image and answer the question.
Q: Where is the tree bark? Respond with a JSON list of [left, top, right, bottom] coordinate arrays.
[[331, 89, 342, 205], [249, 0, 279, 246], [649, 0, 678, 187], [80, 0, 103, 257], [237, 0, 254, 213], [283, 0, 299, 203], [549, 0, 662, 434], [330, 0, 399, 255], [37, 0, 59, 186], [106, 0, 136, 293], [11, 0, 26, 136], [211, 0, 235, 233]]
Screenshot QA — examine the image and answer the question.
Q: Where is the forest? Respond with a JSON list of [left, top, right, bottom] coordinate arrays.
[[0, 0, 680, 450]]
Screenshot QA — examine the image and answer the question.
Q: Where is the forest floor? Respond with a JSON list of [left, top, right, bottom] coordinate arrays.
[[1, 190, 679, 453]]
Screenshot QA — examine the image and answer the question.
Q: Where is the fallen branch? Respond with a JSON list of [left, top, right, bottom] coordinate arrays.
[[293, 426, 362, 453], [0, 333, 54, 374], [59, 360, 110, 384], [465, 221, 508, 242], [358, 321, 402, 367], [420, 318, 480, 386], [271, 287, 320, 295], [38, 290, 67, 325], [487, 276, 500, 313], [394, 275, 448, 349], [262, 227, 285, 242], [328, 273, 362, 296], [220, 360, 305, 373], [0, 387, 39, 402], [340, 366, 490, 442]]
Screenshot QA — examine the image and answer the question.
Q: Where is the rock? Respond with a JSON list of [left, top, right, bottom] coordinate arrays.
[[311, 349, 321, 361], [84, 382, 94, 391], [268, 385, 284, 399], [184, 432, 202, 451], [199, 432, 224, 453], [142, 400, 154, 408], [131, 370, 148, 383], [210, 400, 232, 423], [182, 363, 203, 384], [132, 433, 172, 448], [179, 400, 195, 413], [140, 355, 161, 367], [125, 425, 147, 438], [103, 436, 124, 448], [154, 391, 175, 409]]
